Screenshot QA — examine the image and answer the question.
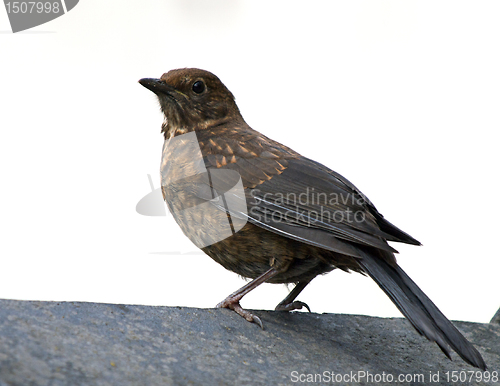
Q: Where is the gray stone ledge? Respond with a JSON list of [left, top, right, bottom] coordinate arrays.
[[0, 299, 498, 385]]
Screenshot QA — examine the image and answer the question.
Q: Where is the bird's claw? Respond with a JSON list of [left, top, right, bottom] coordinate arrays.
[[275, 300, 311, 313], [217, 298, 264, 329], [251, 314, 264, 329]]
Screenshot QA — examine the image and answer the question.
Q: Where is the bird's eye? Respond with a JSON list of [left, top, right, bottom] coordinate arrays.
[[192, 80, 205, 94]]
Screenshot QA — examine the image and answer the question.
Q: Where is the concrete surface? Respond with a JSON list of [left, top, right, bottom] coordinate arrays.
[[0, 299, 498, 385]]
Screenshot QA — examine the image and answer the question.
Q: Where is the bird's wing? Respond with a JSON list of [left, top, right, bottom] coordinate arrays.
[[196, 129, 420, 259]]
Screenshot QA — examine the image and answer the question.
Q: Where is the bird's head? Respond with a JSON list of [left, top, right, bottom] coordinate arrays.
[[139, 68, 241, 138]]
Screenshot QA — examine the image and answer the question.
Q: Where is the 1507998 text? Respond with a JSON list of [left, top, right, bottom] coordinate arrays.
[[445, 370, 498, 383], [5, 2, 60, 14]]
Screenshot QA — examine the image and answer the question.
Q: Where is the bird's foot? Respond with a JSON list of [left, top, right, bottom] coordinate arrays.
[[275, 300, 311, 313], [217, 297, 263, 329]]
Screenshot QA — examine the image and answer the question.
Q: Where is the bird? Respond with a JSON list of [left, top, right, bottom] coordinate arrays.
[[139, 68, 486, 370]]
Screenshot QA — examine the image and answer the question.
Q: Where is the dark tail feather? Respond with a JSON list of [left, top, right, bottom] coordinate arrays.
[[358, 251, 486, 370]]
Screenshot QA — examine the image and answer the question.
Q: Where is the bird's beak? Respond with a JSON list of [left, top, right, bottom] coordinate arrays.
[[139, 78, 176, 95]]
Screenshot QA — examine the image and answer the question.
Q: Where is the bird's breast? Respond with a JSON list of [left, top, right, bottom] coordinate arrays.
[[161, 131, 248, 249]]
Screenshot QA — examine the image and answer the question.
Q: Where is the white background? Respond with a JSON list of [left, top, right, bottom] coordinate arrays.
[[1, 1, 498, 324]]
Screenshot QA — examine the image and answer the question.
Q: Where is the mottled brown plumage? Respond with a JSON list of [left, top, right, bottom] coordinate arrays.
[[139, 68, 486, 370]]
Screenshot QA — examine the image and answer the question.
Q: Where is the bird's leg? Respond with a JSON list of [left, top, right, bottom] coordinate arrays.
[[216, 267, 279, 329], [275, 280, 311, 312]]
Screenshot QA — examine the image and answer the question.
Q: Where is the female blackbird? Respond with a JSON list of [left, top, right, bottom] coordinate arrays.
[[139, 68, 486, 370]]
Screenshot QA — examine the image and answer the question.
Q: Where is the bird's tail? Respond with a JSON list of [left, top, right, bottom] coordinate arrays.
[[357, 250, 486, 370]]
